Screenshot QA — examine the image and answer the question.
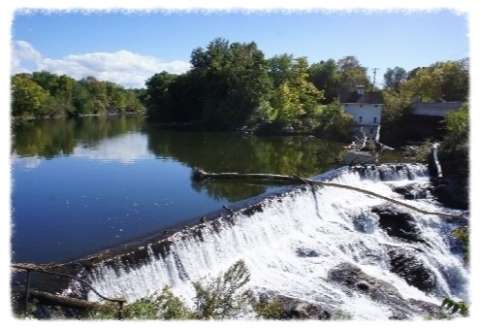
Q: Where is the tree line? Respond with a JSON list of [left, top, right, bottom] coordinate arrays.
[[11, 72, 145, 119], [143, 38, 468, 139], [379, 59, 468, 145], [142, 38, 378, 139], [12, 38, 469, 143], [382, 60, 469, 124]]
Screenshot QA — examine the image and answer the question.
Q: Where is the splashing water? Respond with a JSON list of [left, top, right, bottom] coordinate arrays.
[[70, 164, 468, 320]]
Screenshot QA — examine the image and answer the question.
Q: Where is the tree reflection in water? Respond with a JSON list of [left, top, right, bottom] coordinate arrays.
[[144, 126, 345, 202], [12, 116, 345, 202]]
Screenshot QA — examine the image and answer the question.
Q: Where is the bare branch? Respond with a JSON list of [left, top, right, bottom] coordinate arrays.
[[192, 168, 466, 219]]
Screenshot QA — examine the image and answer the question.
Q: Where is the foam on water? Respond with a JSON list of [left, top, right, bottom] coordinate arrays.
[[72, 164, 468, 319]]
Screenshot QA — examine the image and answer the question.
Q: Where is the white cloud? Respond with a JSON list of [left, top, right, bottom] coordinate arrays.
[[12, 133, 153, 167], [72, 133, 154, 164], [12, 40, 191, 88], [11, 155, 43, 170], [12, 40, 43, 73]]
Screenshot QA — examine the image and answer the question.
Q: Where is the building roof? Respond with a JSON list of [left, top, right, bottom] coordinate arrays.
[[411, 101, 463, 109], [340, 90, 384, 104], [411, 101, 463, 117]]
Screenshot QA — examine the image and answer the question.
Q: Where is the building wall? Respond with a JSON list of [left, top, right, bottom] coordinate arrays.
[[343, 103, 383, 140], [343, 103, 382, 125], [411, 101, 462, 117], [352, 125, 381, 139]]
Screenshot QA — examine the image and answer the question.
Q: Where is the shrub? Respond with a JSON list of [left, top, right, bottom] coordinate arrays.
[[441, 297, 469, 317], [452, 226, 469, 262], [90, 260, 253, 320], [443, 103, 468, 153], [156, 287, 193, 320], [314, 101, 354, 141], [192, 260, 252, 319], [253, 298, 284, 319]]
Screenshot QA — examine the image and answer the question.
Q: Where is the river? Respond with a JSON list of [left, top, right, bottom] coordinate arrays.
[[12, 116, 347, 263]]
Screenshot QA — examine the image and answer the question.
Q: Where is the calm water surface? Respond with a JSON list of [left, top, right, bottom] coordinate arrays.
[[12, 116, 347, 263]]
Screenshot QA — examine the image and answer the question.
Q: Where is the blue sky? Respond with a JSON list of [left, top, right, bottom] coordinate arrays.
[[12, 10, 469, 88]]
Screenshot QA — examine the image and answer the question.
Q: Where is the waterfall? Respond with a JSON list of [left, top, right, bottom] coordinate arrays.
[[68, 163, 468, 320]]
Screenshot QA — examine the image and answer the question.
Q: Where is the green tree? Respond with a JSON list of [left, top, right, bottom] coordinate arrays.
[[269, 81, 300, 124], [267, 55, 324, 127], [145, 71, 178, 120], [124, 91, 145, 113], [336, 56, 371, 99], [381, 59, 469, 141], [268, 54, 295, 87], [72, 83, 95, 115], [31, 71, 60, 94], [314, 101, 354, 141], [292, 57, 324, 116], [384, 67, 407, 90], [191, 38, 272, 129], [437, 59, 469, 101], [106, 82, 128, 112], [192, 260, 251, 319], [167, 71, 206, 122], [11, 74, 49, 117], [402, 60, 468, 102], [444, 103, 468, 151], [81, 77, 108, 115], [55, 75, 77, 115], [12, 72, 145, 118], [309, 59, 339, 103]]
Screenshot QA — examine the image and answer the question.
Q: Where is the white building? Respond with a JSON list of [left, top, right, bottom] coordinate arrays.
[[342, 86, 383, 140]]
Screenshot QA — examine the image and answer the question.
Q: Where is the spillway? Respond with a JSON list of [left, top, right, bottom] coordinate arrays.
[[66, 163, 468, 320]]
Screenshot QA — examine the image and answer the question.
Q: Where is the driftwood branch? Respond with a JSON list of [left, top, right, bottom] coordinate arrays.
[[12, 264, 126, 318], [192, 168, 466, 219], [23, 289, 106, 311], [11, 264, 126, 304]]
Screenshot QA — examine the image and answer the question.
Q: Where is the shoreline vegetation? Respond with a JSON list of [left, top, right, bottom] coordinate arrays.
[[11, 71, 145, 121], [13, 110, 144, 121], [15, 256, 469, 320]]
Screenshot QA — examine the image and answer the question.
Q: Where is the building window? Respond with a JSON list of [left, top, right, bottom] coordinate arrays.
[[358, 116, 363, 123], [373, 117, 377, 124], [370, 128, 374, 134]]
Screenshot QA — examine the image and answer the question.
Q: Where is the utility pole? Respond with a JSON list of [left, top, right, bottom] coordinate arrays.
[[372, 67, 379, 88]]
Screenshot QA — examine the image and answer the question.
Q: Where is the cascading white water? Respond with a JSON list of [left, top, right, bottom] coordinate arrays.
[[77, 164, 468, 320]]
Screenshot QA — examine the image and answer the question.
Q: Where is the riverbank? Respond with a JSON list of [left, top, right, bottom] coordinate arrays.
[[391, 140, 469, 210], [433, 143, 469, 210], [12, 110, 145, 123]]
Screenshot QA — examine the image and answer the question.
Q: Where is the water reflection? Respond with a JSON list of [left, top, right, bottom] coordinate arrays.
[[12, 116, 347, 262], [145, 127, 346, 201], [12, 116, 145, 159], [73, 133, 154, 164], [145, 128, 343, 175], [13, 117, 346, 201]]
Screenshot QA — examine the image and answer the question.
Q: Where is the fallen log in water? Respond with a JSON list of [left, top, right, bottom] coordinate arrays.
[[25, 289, 105, 311], [192, 168, 466, 220], [11, 263, 126, 311]]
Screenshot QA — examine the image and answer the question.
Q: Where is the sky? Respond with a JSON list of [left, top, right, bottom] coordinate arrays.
[[11, 10, 469, 88]]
